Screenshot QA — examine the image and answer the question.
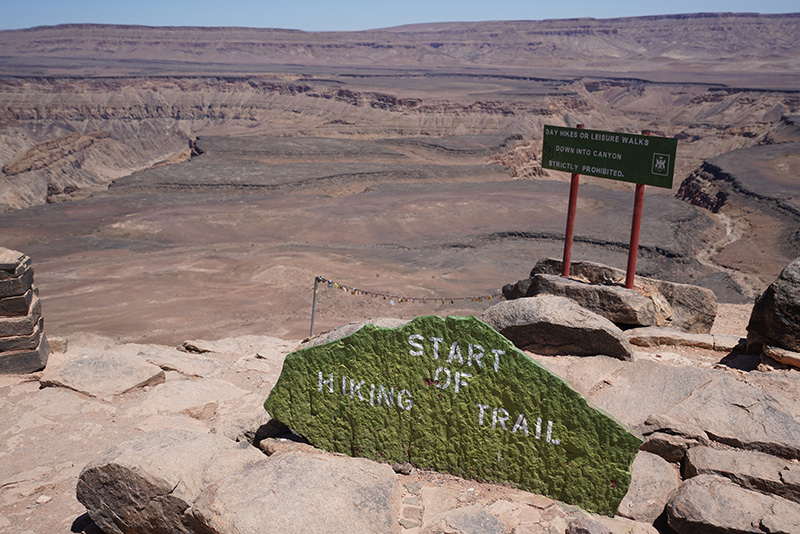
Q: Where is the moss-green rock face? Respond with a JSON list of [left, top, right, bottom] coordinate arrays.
[[264, 315, 641, 516]]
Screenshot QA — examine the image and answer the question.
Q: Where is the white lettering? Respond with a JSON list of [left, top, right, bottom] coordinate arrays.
[[351, 379, 365, 401], [476, 404, 489, 425], [512, 414, 529, 436], [492, 407, 509, 430], [434, 366, 451, 389], [319, 372, 334, 393], [468, 344, 484, 368], [491, 349, 504, 372], [454, 371, 471, 394], [397, 389, 413, 411], [408, 334, 424, 356], [377, 385, 393, 407], [447, 342, 463, 364], [430, 337, 443, 359], [318, 372, 411, 412], [475, 406, 559, 445]]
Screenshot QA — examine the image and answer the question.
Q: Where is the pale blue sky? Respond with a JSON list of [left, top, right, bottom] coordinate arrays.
[[1, 0, 796, 31]]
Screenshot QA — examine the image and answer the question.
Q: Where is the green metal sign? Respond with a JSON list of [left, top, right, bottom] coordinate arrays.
[[542, 125, 678, 188]]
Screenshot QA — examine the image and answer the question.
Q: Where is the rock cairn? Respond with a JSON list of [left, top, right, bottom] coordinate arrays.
[[0, 247, 49, 373]]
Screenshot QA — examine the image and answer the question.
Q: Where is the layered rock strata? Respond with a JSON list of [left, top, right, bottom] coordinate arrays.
[[0, 247, 48, 373]]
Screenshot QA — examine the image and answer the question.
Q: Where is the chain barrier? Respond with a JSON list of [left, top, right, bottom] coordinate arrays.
[[315, 275, 503, 304], [310, 275, 503, 337]]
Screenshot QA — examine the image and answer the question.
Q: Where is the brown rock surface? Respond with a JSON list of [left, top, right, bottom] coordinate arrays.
[[618, 452, 681, 523], [480, 295, 634, 360], [685, 446, 800, 504], [668, 474, 800, 534]]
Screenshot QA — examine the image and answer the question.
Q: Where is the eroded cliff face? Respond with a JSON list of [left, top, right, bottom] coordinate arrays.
[[1, 74, 797, 211], [675, 129, 800, 295]]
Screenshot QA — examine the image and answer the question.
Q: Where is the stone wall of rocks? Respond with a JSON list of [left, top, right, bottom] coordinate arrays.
[[0, 247, 48, 373]]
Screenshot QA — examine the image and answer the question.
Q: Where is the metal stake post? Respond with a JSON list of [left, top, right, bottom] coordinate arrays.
[[310, 276, 320, 338], [624, 130, 652, 289]]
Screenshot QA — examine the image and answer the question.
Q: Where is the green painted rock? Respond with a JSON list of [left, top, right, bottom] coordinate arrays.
[[264, 315, 641, 516]]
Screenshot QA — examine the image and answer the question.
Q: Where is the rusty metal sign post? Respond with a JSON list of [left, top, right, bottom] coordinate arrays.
[[542, 125, 677, 288]]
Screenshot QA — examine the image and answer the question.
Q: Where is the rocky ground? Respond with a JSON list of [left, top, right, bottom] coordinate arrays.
[[2, 300, 785, 534]]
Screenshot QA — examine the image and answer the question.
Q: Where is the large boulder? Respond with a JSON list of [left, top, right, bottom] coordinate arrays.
[[748, 256, 800, 352], [480, 295, 633, 360], [77, 431, 403, 534], [76, 430, 266, 534], [506, 258, 717, 334], [192, 451, 402, 534], [528, 274, 658, 328]]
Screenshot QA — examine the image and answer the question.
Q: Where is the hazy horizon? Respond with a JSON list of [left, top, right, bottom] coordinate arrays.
[[2, 1, 798, 32]]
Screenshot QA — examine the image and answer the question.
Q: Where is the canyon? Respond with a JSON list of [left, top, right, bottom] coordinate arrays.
[[1, 13, 800, 534], [1, 15, 799, 342]]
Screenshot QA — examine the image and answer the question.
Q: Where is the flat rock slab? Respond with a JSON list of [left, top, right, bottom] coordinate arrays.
[[629, 329, 708, 347], [127, 377, 251, 420], [0, 293, 41, 337], [193, 451, 401, 534], [531, 355, 714, 428], [40, 347, 165, 399], [0, 288, 35, 317], [0, 266, 33, 298], [77, 430, 266, 534], [668, 474, 800, 534], [0, 248, 27, 272], [528, 273, 658, 328], [122, 342, 224, 378], [664, 374, 800, 459], [422, 503, 505, 534], [763, 344, 800, 370], [264, 315, 641, 516], [181, 334, 298, 357], [0, 332, 48, 374], [638, 414, 710, 463], [685, 446, 800, 504], [480, 296, 633, 360]]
